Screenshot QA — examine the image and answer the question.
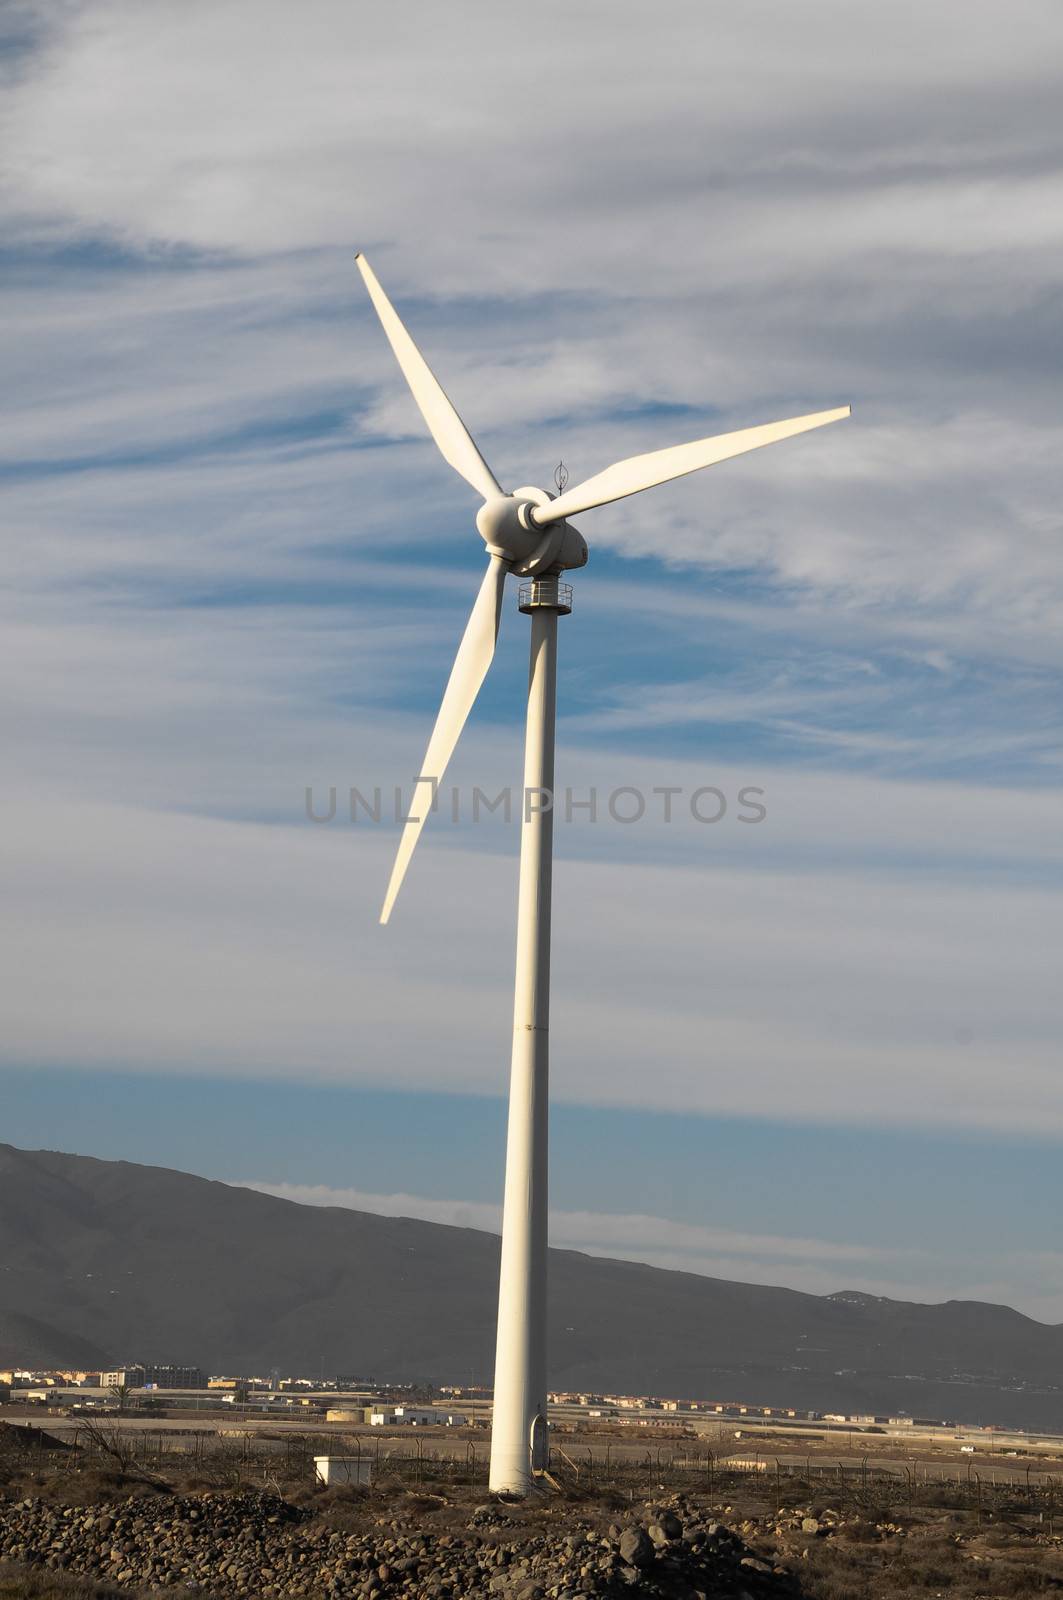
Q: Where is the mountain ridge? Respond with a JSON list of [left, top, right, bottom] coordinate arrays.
[[2, 1143, 1061, 1429]]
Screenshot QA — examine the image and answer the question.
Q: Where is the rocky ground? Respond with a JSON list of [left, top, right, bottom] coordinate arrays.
[[0, 1486, 794, 1599], [1, 1476, 1062, 1598]]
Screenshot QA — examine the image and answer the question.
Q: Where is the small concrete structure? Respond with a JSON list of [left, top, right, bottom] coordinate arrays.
[[314, 1455, 373, 1487]]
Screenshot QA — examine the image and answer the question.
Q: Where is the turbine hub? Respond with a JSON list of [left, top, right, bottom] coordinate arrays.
[[476, 487, 588, 576]]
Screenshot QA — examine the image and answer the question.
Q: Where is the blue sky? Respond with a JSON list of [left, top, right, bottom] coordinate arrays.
[[1, 0, 1062, 1319]]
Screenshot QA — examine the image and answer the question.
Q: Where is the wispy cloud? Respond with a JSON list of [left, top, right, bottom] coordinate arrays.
[[238, 1178, 922, 1265], [235, 1179, 1063, 1321], [2, 778, 1059, 1135]]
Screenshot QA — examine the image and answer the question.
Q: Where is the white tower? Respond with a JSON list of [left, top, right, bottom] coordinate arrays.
[[489, 577, 569, 1491]]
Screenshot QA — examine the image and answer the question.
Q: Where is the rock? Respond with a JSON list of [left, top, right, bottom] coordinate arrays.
[[617, 1527, 653, 1570]]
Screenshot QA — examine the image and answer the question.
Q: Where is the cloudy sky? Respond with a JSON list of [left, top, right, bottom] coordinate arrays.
[[2, 0, 1062, 1325]]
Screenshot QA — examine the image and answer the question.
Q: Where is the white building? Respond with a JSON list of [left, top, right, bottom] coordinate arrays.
[[394, 1406, 444, 1425]]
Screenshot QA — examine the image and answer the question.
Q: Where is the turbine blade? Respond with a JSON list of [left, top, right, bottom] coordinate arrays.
[[533, 406, 851, 524], [356, 253, 502, 502], [380, 555, 509, 924]]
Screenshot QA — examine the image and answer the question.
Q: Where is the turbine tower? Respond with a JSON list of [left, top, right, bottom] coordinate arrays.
[[356, 253, 848, 1494]]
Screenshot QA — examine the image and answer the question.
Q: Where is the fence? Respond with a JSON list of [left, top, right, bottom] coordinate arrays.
[[9, 1424, 1063, 1525]]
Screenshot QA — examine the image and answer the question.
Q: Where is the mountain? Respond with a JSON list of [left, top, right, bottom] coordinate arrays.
[[2, 1143, 1062, 1430]]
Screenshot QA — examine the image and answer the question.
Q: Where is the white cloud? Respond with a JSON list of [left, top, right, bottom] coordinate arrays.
[[1, 763, 1059, 1135], [3, 0, 1063, 659], [6, 1, 1062, 274], [3, 0, 1063, 1317]]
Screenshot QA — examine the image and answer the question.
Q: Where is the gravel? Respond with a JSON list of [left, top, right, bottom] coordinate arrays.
[[0, 1489, 801, 1598]]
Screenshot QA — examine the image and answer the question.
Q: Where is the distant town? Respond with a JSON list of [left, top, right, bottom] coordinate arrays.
[[5, 1361, 1063, 1459]]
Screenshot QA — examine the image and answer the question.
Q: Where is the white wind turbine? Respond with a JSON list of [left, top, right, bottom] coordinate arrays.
[[356, 253, 848, 1495]]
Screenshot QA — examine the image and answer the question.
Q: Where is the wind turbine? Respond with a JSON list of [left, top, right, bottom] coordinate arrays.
[[356, 253, 848, 1494]]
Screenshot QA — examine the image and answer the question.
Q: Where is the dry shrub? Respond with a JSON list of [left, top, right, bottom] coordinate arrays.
[[0, 1563, 130, 1600], [15, 1470, 168, 1509], [892, 1552, 960, 1588], [399, 1492, 447, 1514], [163, 1474, 215, 1493], [991, 1558, 1063, 1595], [975, 1520, 1024, 1546], [801, 1541, 881, 1599], [834, 1518, 878, 1543]]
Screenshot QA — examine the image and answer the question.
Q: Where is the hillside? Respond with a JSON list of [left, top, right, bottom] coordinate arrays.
[[2, 1143, 1062, 1428]]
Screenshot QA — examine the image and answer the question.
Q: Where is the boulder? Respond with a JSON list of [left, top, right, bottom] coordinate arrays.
[[617, 1527, 653, 1570]]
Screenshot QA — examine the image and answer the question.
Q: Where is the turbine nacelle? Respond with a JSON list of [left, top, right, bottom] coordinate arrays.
[[476, 489, 588, 576]]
